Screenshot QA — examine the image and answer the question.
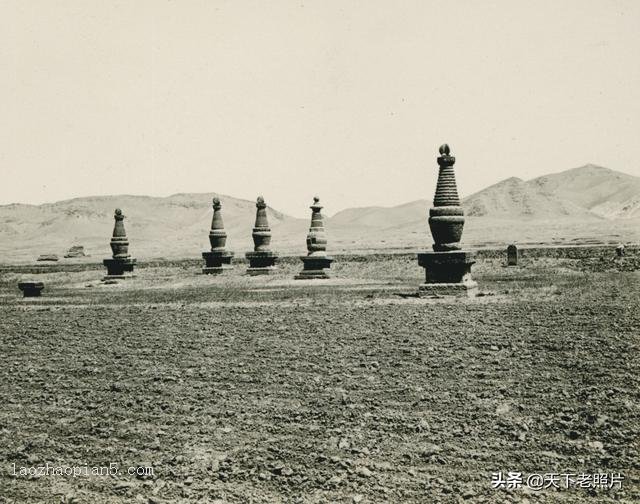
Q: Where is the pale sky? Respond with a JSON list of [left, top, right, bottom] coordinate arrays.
[[1, 0, 639, 217]]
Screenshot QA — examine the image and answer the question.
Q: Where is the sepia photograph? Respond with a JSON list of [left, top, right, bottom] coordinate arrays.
[[0, 1, 639, 502]]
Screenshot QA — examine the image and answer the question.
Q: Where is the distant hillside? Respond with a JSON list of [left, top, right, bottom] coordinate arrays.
[[466, 164, 640, 219], [0, 193, 308, 261], [463, 176, 595, 218], [330, 165, 640, 224], [326, 164, 640, 251], [528, 164, 640, 219], [329, 200, 427, 229], [1, 164, 638, 262]]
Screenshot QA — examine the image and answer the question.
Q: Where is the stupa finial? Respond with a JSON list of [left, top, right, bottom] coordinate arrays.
[[437, 143, 456, 169]]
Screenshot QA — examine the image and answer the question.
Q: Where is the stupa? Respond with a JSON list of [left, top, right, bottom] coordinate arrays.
[[295, 197, 333, 279], [103, 208, 136, 281], [245, 196, 278, 275], [202, 197, 234, 274], [417, 144, 477, 297]]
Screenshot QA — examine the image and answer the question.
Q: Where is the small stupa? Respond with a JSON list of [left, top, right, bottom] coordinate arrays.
[[202, 197, 234, 274], [295, 196, 334, 279], [103, 208, 136, 280], [245, 196, 278, 275], [417, 144, 477, 296]]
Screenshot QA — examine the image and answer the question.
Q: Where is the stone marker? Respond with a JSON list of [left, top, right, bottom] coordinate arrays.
[[245, 196, 278, 275], [64, 245, 86, 258], [202, 197, 234, 274], [507, 244, 518, 266], [37, 254, 58, 262], [18, 281, 44, 297], [417, 144, 478, 297], [615, 244, 625, 258], [295, 197, 334, 279], [103, 208, 136, 281]]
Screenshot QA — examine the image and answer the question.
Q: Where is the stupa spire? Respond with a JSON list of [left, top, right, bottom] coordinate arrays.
[[209, 197, 227, 251], [252, 196, 272, 252], [428, 144, 465, 252], [110, 208, 130, 259], [433, 143, 461, 207]]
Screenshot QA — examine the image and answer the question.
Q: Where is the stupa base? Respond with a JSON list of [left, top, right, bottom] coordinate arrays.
[[202, 251, 234, 275], [245, 251, 278, 276], [102, 274, 137, 281], [418, 281, 478, 298], [417, 250, 477, 298], [103, 258, 136, 281], [202, 266, 233, 275], [295, 256, 333, 280]]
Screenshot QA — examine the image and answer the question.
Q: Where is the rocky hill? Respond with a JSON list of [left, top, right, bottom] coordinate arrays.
[[464, 165, 640, 219]]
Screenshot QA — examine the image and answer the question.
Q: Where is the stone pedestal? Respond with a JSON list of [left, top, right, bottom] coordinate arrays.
[[296, 256, 334, 279], [417, 144, 477, 297], [37, 254, 58, 262], [103, 208, 136, 281], [246, 251, 278, 275], [202, 251, 234, 274], [246, 196, 278, 275], [18, 282, 44, 297], [417, 251, 477, 297], [103, 258, 137, 280], [507, 244, 518, 266], [295, 197, 334, 280]]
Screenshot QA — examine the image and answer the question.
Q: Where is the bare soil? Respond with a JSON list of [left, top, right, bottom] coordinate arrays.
[[0, 250, 638, 503]]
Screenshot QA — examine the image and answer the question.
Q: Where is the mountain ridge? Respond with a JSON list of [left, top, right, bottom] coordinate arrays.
[[1, 164, 638, 261]]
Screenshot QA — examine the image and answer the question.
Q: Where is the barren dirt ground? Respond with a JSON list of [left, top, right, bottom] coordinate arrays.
[[0, 250, 639, 503]]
